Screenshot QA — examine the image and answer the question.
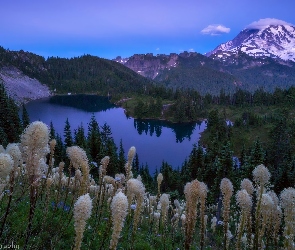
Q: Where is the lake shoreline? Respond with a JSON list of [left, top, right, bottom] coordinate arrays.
[[25, 95, 207, 173], [47, 93, 207, 125]]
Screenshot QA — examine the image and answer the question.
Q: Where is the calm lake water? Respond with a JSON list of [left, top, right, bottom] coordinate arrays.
[[25, 95, 207, 174]]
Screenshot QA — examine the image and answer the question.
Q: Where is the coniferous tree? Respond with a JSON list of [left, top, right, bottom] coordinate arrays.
[[74, 123, 87, 149], [139, 163, 153, 192], [54, 134, 65, 164], [21, 103, 30, 129], [49, 121, 56, 139], [64, 118, 73, 148], [219, 142, 234, 179], [239, 145, 252, 179], [134, 99, 145, 119], [118, 139, 125, 173], [87, 115, 101, 162], [133, 153, 140, 177], [0, 84, 22, 144], [103, 138, 118, 176], [188, 144, 198, 179], [210, 156, 223, 202], [0, 127, 8, 147], [250, 138, 265, 168], [101, 122, 112, 148]]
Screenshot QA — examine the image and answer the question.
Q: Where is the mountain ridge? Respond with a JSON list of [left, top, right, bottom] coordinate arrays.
[[2, 18, 295, 100], [207, 19, 295, 62], [0, 46, 154, 103], [113, 19, 295, 94]]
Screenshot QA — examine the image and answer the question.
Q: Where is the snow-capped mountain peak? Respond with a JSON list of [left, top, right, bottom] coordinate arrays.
[[206, 19, 295, 62]]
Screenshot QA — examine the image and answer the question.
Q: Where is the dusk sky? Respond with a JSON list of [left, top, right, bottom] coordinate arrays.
[[1, 0, 295, 59]]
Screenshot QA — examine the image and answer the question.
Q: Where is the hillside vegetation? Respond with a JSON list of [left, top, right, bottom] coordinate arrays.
[[1, 68, 295, 248], [0, 46, 153, 98], [0, 121, 294, 249]]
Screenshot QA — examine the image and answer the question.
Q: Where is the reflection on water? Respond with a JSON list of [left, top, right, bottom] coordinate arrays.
[[49, 94, 115, 112], [134, 120, 162, 137], [25, 95, 207, 173], [134, 119, 202, 143]]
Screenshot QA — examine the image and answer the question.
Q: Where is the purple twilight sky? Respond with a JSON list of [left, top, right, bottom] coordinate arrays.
[[1, 0, 295, 59]]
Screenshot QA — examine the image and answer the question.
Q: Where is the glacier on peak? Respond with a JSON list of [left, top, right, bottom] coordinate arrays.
[[206, 19, 295, 62]]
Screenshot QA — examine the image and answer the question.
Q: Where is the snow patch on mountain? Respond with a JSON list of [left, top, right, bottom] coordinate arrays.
[[207, 19, 295, 62]]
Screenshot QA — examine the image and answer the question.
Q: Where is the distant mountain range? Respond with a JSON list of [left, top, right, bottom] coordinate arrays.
[[114, 19, 295, 95], [1, 18, 295, 100], [206, 22, 295, 61]]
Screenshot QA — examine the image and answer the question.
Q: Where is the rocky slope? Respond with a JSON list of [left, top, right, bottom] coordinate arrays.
[[0, 46, 153, 102], [114, 53, 179, 79], [0, 66, 51, 104], [113, 19, 295, 94]]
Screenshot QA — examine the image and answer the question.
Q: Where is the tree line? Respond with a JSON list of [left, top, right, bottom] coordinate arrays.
[[1, 81, 295, 201]]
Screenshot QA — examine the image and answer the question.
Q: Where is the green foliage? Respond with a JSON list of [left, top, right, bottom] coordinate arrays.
[[21, 103, 30, 129], [0, 47, 154, 97], [64, 118, 73, 148], [87, 115, 101, 162], [118, 139, 126, 173], [74, 123, 87, 149], [154, 51, 295, 95], [0, 83, 22, 146]]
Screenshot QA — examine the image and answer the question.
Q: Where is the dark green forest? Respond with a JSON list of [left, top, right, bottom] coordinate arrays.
[[2, 46, 295, 99], [0, 47, 153, 97], [2, 81, 295, 203], [1, 45, 295, 203]]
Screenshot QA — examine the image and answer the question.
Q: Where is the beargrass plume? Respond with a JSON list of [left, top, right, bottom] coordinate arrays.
[[0, 121, 295, 249]]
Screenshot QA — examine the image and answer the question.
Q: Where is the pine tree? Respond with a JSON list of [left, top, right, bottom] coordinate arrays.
[[49, 121, 56, 139], [0, 84, 22, 143], [74, 123, 87, 149], [219, 141, 234, 179], [21, 103, 30, 129], [55, 134, 65, 164], [8, 98, 22, 142], [188, 144, 198, 179], [0, 127, 8, 147], [103, 138, 118, 176], [87, 115, 101, 161], [118, 139, 125, 173], [134, 99, 145, 119], [139, 163, 153, 192], [250, 138, 265, 167], [64, 118, 73, 148], [133, 153, 140, 177], [101, 122, 112, 146]]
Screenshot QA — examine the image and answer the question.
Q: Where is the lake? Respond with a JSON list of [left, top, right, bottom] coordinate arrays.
[[25, 95, 207, 174]]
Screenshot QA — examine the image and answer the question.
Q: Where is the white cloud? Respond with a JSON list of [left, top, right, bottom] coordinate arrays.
[[246, 18, 294, 30], [201, 24, 230, 35], [189, 48, 195, 52], [156, 48, 160, 51]]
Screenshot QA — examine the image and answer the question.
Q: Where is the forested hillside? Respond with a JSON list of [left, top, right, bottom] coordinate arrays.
[[116, 51, 295, 95], [0, 47, 153, 97], [1, 101, 295, 249], [0, 82, 26, 146]]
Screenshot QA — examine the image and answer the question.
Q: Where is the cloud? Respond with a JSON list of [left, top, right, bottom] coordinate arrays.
[[246, 18, 294, 30], [156, 48, 160, 51], [189, 48, 194, 52], [201, 24, 230, 35]]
